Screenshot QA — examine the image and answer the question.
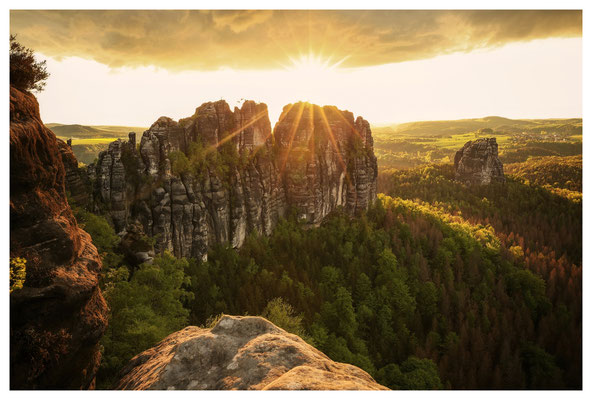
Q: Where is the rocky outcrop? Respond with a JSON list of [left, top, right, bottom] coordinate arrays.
[[58, 138, 92, 207], [275, 103, 378, 222], [118, 221, 155, 268], [114, 315, 388, 390], [454, 138, 505, 185], [90, 100, 377, 260], [10, 86, 108, 389]]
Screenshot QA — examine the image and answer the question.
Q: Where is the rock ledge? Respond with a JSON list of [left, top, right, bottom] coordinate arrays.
[[114, 315, 388, 390]]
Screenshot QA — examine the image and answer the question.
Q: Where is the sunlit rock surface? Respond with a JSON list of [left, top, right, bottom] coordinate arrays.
[[114, 315, 388, 390], [89, 100, 377, 260], [274, 103, 378, 222]]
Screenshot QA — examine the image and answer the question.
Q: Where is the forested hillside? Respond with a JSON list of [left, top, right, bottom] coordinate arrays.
[[73, 153, 582, 389], [377, 161, 582, 388], [505, 155, 582, 193]]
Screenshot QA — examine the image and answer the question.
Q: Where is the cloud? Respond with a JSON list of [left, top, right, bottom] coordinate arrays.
[[211, 10, 273, 33], [10, 10, 581, 71]]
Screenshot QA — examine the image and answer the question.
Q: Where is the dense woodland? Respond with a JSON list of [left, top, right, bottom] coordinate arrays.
[[505, 155, 582, 196], [377, 161, 582, 388], [72, 153, 582, 390]]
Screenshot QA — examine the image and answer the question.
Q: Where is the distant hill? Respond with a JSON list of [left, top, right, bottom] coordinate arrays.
[[46, 123, 148, 139], [45, 123, 148, 165], [371, 116, 582, 170], [372, 116, 582, 137]]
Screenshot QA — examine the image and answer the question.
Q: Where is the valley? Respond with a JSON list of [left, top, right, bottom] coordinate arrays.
[[55, 112, 581, 389], [9, 9, 583, 392]]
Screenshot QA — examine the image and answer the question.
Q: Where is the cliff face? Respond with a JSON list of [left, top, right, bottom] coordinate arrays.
[[90, 100, 377, 260], [274, 103, 377, 222], [58, 138, 92, 207], [454, 138, 505, 185], [10, 86, 108, 389], [114, 315, 388, 390]]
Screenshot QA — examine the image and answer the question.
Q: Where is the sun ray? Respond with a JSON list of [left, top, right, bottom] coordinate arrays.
[[317, 19, 331, 60], [322, 12, 368, 69], [278, 102, 306, 176], [286, 52, 346, 74], [274, 102, 296, 127], [308, 103, 315, 163], [280, 12, 306, 65], [317, 106, 350, 185], [334, 108, 364, 140], [242, 104, 296, 167], [268, 27, 300, 69], [201, 109, 269, 157], [239, 102, 298, 171]]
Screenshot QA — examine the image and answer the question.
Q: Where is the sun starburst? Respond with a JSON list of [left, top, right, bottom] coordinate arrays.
[[284, 53, 348, 76]]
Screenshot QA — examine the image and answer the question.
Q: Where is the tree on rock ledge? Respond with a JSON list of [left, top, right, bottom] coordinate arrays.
[[10, 34, 49, 93]]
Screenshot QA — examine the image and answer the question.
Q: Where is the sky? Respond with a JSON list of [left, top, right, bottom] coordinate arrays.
[[10, 9, 582, 127]]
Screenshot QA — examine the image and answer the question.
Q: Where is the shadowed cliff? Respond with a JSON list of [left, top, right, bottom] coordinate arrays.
[[10, 85, 108, 389]]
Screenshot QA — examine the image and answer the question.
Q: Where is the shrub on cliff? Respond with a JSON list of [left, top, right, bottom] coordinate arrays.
[[261, 297, 309, 341], [9, 257, 26, 293], [169, 151, 190, 175], [10, 35, 49, 93]]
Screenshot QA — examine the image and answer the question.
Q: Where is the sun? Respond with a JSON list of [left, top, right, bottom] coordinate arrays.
[[285, 53, 347, 76]]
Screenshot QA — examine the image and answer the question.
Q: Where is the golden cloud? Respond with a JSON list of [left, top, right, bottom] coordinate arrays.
[[9, 10, 582, 71]]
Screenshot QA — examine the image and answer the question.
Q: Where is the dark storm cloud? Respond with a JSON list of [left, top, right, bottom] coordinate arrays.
[[9, 10, 582, 70]]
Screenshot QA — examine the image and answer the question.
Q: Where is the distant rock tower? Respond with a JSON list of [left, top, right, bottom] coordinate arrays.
[[66, 138, 72, 148], [128, 132, 136, 148], [454, 138, 505, 185]]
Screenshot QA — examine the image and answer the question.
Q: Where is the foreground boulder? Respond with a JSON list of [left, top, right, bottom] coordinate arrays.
[[10, 86, 108, 389], [454, 138, 505, 185], [114, 315, 388, 390]]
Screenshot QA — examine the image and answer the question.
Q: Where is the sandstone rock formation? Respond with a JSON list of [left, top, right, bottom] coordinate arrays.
[[89, 100, 377, 260], [118, 221, 155, 268], [114, 315, 388, 390], [10, 86, 108, 389], [454, 138, 505, 185], [275, 103, 378, 222], [58, 138, 92, 207]]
